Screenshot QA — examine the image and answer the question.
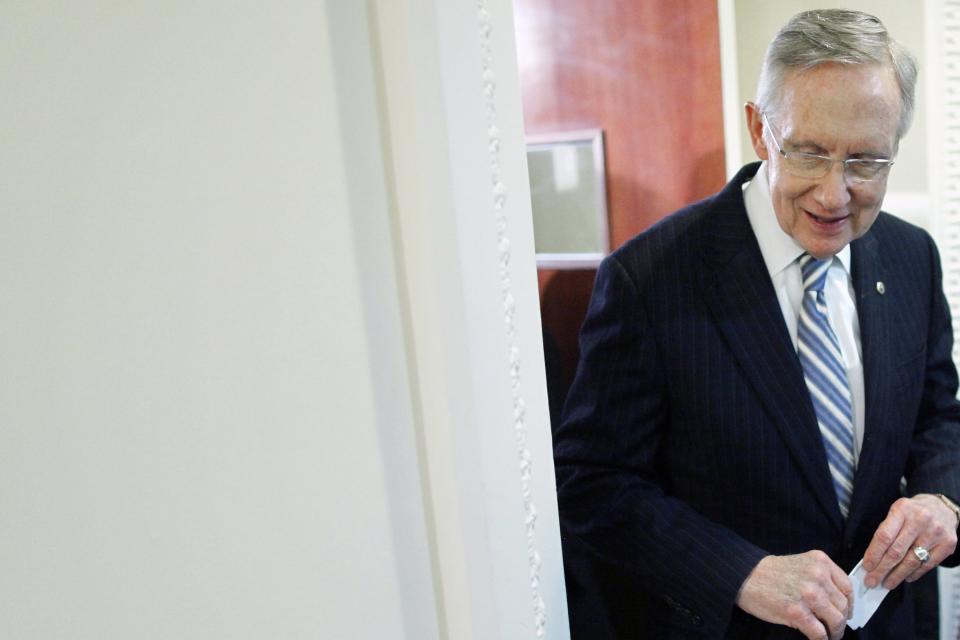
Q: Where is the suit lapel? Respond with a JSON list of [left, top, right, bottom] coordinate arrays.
[[846, 231, 891, 532], [700, 166, 844, 529]]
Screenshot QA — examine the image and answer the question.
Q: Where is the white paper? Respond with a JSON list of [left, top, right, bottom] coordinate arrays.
[[846, 559, 890, 629]]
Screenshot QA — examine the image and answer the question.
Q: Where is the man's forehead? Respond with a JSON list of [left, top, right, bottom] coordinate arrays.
[[771, 64, 902, 146], [777, 63, 900, 108]]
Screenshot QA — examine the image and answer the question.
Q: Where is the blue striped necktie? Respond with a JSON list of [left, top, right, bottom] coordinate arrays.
[[797, 254, 855, 517]]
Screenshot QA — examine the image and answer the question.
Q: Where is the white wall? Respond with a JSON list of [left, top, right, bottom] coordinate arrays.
[[0, 2, 432, 637], [0, 1, 564, 638]]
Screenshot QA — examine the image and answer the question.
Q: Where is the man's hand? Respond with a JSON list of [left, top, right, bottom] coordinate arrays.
[[862, 495, 958, 589], [737, 551, 852, 640]]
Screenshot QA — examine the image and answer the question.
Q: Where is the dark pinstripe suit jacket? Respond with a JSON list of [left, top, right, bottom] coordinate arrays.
[[554, 163, 960, 639]]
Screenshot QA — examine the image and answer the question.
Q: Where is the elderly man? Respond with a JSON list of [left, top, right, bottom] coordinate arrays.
[[554, 9, 960, 639]]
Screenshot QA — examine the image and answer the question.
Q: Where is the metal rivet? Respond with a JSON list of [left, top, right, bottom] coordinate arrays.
[[876, 281, 885, 295]]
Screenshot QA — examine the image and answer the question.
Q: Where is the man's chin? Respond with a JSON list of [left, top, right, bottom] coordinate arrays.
[[798, 236, 852, 259]]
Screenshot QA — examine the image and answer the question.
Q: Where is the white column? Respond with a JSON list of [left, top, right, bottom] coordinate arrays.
[[371, 0, 568, 637]]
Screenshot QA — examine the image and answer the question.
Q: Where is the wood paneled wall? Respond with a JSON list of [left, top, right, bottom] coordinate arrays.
[[514, 0, 728, 397]]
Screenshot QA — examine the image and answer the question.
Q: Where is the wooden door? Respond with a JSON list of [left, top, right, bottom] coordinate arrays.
[[514, 0, 728, 409]]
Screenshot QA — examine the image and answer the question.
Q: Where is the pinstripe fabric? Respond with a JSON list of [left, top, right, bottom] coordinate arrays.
[[798, 255, 855, 517], [555, 163, 960, 639]]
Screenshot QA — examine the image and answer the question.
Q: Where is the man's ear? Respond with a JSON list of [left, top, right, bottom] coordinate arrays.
[[744, 102, 769, 161]]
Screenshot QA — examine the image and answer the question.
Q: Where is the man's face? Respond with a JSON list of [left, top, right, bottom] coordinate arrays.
[[746, 63, 902, 259]]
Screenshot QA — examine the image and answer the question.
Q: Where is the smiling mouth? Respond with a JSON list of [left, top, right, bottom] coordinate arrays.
[[805, 210, 850, 225]]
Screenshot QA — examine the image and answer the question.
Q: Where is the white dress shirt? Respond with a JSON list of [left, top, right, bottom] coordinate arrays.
[[743, 163, 865, 461]]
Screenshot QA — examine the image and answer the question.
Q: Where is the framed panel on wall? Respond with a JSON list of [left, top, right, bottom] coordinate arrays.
[[526, 129, 610, 269]]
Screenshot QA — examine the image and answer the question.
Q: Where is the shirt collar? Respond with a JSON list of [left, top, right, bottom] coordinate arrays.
[[743, 161, 851, 277]]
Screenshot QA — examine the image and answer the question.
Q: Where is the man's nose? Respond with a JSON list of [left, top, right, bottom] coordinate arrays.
[[814, 161, 852, 211]]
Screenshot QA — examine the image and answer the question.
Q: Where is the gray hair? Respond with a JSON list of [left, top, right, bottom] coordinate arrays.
[[755, 9, 918, 140]]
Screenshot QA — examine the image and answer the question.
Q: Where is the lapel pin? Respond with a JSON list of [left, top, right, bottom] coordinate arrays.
[[876, 281, 885, 295]]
